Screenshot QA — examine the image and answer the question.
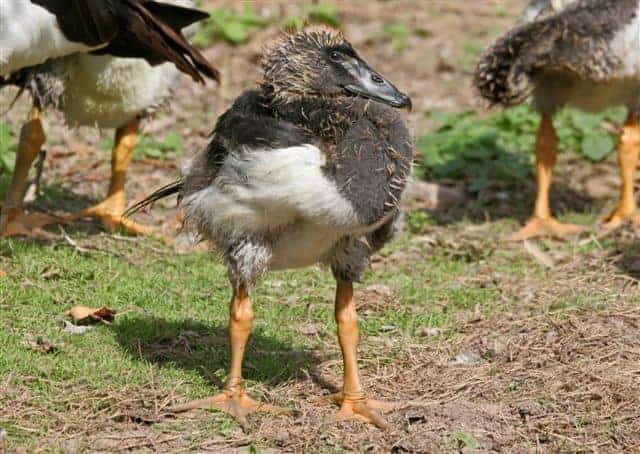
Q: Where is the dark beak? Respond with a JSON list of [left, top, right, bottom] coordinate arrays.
[[343, 59, 412, 110]]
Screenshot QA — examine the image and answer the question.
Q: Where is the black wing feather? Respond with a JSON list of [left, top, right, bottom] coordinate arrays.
[[30, 0, 218, 83]]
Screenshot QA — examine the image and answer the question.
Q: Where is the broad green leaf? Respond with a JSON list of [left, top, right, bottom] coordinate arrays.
[[581, 133, 615, 162]]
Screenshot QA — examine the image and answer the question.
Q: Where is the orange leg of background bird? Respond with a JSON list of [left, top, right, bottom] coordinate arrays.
[[167, 285, 287, 429], [322, 281, 398, 429], [0, 107, 58, 238], [603, 112, 640, 229], [66, 119, 151, 235], [508, 114, 586, 241]]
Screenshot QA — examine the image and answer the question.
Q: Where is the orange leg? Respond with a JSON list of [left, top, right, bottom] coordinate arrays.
[[0, 107, 58, 238], [167, 285, 288, 429], [66, 119, 151, 235], [322, 281, 398, 429], [508, 114, 586, 241], [603, 112, 640, 229]]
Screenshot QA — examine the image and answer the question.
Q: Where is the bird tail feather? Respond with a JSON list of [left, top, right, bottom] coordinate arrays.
[[124, 179, 184, 218], [473, 26, 536, 107]]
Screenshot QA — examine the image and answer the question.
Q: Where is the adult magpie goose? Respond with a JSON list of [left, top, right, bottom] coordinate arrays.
[[0, 0, 217, 237]]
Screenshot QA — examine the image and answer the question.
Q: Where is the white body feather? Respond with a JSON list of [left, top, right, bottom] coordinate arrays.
[[184, 145, 386, 270], [0, 0, 101, 75], [55, 55, 181, 128]]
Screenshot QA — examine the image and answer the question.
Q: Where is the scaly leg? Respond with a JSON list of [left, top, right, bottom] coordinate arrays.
[[0, 107, 58, 238], [603, 112, 640, 229], [167, 285, 288, 429], [66, 119, 151, 235], [508, 114, 586, 241], [322, 281, 398, 429]]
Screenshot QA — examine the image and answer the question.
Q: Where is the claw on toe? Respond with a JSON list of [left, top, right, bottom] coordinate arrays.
[[602, 208, 640, 231], [507, 216, 587, 242], [322, 391, 399, 430], [166, 389, 290, 429]]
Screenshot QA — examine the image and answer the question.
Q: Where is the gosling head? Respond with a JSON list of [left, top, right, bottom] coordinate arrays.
[[261, 26, 411, 109]]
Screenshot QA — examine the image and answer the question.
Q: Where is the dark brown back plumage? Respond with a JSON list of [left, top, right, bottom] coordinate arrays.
[[473, 0, 637, 107]]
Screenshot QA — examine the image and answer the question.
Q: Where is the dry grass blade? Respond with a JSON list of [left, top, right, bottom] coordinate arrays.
[[523, 240, 555, 268]]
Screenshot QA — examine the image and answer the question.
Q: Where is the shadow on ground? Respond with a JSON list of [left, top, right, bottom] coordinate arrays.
[[112, 316, 324, 389], [425, 177, 596, 227], [0, 182, 156, 237], [609, 236, 640, 281]]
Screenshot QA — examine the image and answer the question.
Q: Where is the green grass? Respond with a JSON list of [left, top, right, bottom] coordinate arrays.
[[0, 230, 509, 447], [192, 3, 343, 47], [0, 122, 17, 173], [100, 131, 184, 161], [0, 215, 635, 450], [193, 5, 270, 46]]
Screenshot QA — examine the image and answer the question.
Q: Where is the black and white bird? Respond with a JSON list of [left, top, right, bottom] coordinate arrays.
[[1, 0, 217, 81], [474, 0, 640, 240], [0, 0, 218, 237], [128, 27, 414, 429]]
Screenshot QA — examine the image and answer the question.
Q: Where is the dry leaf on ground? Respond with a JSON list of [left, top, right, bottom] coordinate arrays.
[[65, 306, 116, 325], [25, 337, 57, 354], [523, 240, 555, 268]]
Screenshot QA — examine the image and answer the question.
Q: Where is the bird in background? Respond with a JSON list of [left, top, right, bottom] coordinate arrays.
[[0, 0, 219, 237], [127, 26, 414, 429], [474, 0, 640, 240]]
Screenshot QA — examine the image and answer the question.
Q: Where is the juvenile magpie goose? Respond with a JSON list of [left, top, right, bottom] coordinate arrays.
[[475, 0, 640, 240], [128, 26, 413, 429]]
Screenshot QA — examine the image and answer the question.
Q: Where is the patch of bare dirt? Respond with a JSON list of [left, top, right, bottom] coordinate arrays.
[[4, 298, 637, 452]]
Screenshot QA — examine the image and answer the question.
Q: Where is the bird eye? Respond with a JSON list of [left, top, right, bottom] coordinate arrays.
[[329, 51, 341, 62], [371, 73, 385, 84]]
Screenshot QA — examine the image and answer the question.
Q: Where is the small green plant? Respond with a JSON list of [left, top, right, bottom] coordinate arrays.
[[282, 4, 342, 33], [417, 107, 537, 193], [407, 211, 432, 234], [375, 23, 429, 54], [101, 132, 184, 160], [448, 430, 479, 450], [494, 5, 509, 17], [193, 6, 270, 46], [417, 105, 627, 194], [0, 122, 17, 173], [554, 107, 627, 161], [282, 16, 305, 33], [308, 4, 341, 27]]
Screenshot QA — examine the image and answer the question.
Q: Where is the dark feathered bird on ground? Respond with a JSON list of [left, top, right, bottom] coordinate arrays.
[[128, 27, 414, 429], [0, 0, 218, 238], [474, 0, 640, 240]]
